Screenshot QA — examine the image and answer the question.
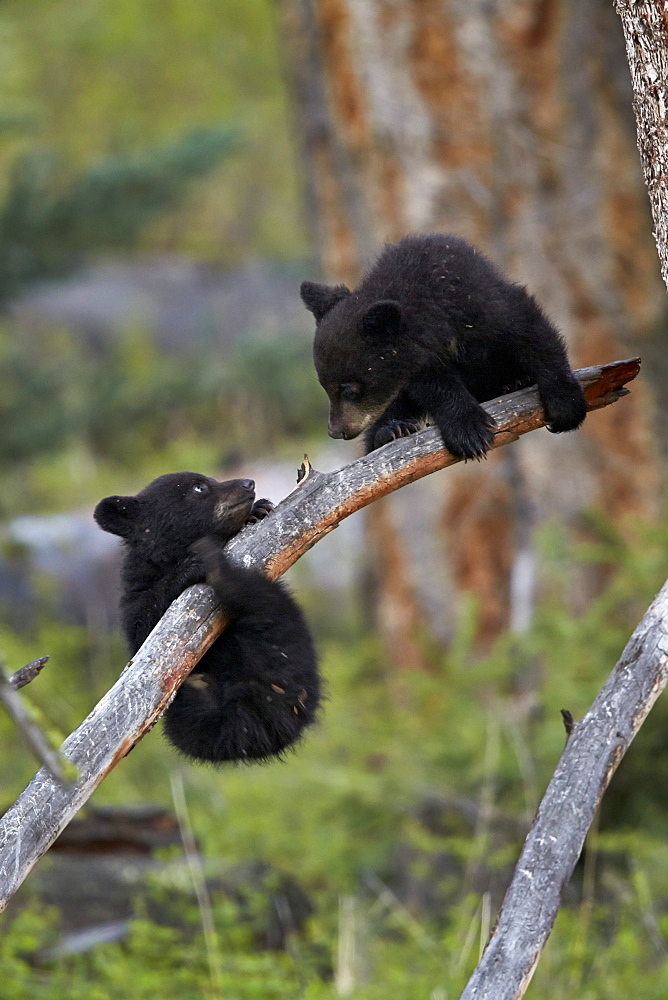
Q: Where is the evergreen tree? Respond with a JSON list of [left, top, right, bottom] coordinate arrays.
[[0, 126, 238, 301]]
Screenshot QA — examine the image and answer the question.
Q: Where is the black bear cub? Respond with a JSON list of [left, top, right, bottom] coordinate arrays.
[[301, 233, 587, 459], [94, 472, 320, 764]]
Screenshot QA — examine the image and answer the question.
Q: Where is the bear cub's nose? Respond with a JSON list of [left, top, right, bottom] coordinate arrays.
[[240, 479, 255, 491]]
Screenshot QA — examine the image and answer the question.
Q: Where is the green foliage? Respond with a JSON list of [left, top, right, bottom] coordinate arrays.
[[0, 0, 306, 278], [533, 903, 668, 999], [0, 322, 324, 513], [220, 335, 329, 444], [0, 128, 238, 299], [2, 0, 664, 992], [3, 898, 668, 1000], [2, 518, 668, 997]]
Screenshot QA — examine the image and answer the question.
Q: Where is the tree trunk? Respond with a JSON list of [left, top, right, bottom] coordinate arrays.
[[280, 0, 663, 657], [615, 0, 668, 290]]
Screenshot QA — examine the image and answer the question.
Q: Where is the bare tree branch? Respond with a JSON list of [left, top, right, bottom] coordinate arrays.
[[0, 358, 640, 910], [8, 656, 50, 691], [460, 576, 668, 1000], [0, 657, 68, 784]]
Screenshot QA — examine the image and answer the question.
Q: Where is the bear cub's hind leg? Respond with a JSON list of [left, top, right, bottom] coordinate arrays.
[[175, 535, 321, 763]]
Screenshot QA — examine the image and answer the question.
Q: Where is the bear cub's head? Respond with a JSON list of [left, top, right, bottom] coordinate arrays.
[[94, 472, 256, 564], [301, 280, 416, 441]]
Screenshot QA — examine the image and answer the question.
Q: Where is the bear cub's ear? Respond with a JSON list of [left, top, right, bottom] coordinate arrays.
[[300, 281, 351, 323], [361, 300, 403, 339], [94, 495, 143, 538]]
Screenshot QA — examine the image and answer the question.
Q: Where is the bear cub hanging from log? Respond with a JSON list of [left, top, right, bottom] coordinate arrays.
[[301, 233, 587, 459], [94, 472, 320, 764]]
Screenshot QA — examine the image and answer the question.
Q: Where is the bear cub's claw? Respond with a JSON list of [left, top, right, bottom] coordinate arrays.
[[95, 471, 320, 765], [440, 408, 496, 461], [373, 418, 424, 449], [246, 498, 275, 523], [542, 383, 587, 434]]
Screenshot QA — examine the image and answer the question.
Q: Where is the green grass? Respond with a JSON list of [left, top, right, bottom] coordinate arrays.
[[3, 517, 668, 997]]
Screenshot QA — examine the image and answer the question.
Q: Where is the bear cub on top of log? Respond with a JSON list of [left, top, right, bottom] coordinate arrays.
[[300, 233, 587, 460], [95, 472, 320, 764]]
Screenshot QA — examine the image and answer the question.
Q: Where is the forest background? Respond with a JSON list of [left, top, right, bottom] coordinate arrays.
[[1, 1, 668, 998]]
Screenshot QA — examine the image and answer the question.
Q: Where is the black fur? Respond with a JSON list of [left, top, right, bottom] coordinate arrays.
[[94, 472, 320, 764], [300, 233, 587, 459]]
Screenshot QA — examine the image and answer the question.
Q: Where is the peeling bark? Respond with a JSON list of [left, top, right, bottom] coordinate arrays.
[[0, 360, 638, 909]]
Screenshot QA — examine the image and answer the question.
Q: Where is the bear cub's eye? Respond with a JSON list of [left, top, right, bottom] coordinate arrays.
[[192, 482, 210, 495], [340, 383, 362, 402]]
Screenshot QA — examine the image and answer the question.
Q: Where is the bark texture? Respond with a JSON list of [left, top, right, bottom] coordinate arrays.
[[461, 575, 668, 999], [0, 360, 637, 910], [280, 0, 663, 653], [615, 0, 668, 290]]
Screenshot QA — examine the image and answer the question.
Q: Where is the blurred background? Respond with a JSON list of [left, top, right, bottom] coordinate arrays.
[[1, 1, 668, 997]]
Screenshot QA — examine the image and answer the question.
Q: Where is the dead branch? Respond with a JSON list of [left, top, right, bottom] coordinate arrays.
[[560, 708, 574, 739], [0, 358, 639, 910], [0, 657, 68, 784], [460, 576, 668, 1000], [9, 656, 50, 691]]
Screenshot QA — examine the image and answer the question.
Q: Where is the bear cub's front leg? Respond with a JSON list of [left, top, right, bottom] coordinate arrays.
[[301, 233, 587, 460], [435, 403, 497, 461], [539, 376, 588, 433], [409, 369, 497, 461], [94, 471, 320, 765]]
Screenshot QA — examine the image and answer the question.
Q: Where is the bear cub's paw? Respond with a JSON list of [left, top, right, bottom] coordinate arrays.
[[95, 470, 319, 765], [190, 535, 224, 577], [372, 418, 424, 449], [542, 382, 587, 434], [440, 406, 497, 461], [246, 498, 275, 523], [190, 536, 245, 606]]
